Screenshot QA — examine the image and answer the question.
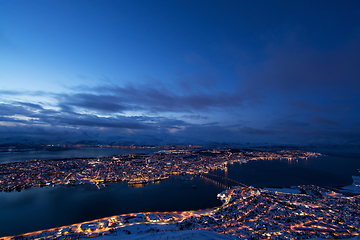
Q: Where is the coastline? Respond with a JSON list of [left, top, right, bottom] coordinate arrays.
[[1, 148, 359, 239], [3, 181, 359, 240]]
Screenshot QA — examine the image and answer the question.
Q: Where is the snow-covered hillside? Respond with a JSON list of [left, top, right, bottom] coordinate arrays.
[[90, 223, 232, 240]]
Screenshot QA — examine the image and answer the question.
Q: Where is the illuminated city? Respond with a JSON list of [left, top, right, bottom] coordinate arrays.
[[1, 148, 359, 239], [1, 1, 360, 239], [0, 148, 321, 192]]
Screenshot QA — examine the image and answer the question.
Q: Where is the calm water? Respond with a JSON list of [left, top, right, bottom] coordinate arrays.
[[211, 147, 360, 187], [0, 147, 359, 237], [0, 147, 157, 164], [0, 176, 224, 237]]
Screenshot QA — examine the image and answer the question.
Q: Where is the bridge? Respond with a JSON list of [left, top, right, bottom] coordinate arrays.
[[201, 173, 248, 188]]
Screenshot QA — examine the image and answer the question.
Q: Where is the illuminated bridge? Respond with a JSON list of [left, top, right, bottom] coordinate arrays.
[[201, 173, 248, 188]]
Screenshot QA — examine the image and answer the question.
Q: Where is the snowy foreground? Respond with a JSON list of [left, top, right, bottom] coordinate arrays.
[[308, 237, 360, 240], [90, 223, 360, 240], [342, 176, 360, 194], [91, 223, 233, 240], [4, 178, 360, 240]]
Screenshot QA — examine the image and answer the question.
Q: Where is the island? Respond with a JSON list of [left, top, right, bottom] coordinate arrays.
[[1, 148, 359, 239]]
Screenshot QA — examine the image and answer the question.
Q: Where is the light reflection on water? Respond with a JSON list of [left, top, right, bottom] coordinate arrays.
[[1, 147, 360, 237], [210, 150, 360, 188], [0, 147, 157, 164], [0, 176, 225, 237]]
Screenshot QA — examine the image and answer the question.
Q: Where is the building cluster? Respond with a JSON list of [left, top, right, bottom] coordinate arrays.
[[180, 186, 360, 239], [0, 149, 321, 192], [4, 148, 360, 240], [2, 210, 187, 239], [4, 186, 359, 240]]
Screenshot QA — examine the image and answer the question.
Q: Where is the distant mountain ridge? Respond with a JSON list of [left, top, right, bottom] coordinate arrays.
[[1, 134, 359, 151]]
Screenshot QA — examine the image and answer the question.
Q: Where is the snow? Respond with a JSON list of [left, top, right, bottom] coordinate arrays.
[[88, 221, 360, 240], [264, 187, 301, 194], [341, 176, 360, 194], [88, 223, 233, 240], [308, 235, 360, 240]]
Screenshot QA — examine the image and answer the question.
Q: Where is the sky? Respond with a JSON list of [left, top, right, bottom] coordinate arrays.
[[1, 0, 360, 146]]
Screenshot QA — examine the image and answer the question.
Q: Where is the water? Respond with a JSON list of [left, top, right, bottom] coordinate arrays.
[[211, 148, 360, 187], [0, 147, 157, 164], [0, 176, 224, 237], [0, 147, 359, 237]]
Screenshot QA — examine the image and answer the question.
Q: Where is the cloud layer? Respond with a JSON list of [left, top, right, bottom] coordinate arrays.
[[1, 1, 360, 146]]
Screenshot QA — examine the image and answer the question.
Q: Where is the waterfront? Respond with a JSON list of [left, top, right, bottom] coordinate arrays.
[[0, 147, 359, 237], [0, 175, 224, 237], [0, 147, 157, 164], [5, 184, 359, 240], [210, 147, 360, 188]]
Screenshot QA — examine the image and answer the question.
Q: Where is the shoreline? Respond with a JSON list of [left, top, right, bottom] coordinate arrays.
[[1, 149, 359, 238], [3, 183, 359, 240]]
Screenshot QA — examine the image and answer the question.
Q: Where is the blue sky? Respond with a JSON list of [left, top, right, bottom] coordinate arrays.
[[1, 0, 360, 145]]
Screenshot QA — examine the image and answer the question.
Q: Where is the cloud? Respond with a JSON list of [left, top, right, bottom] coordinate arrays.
[[275, 120, 310, 128], [0, 90, 25, 95], [313, 117, 340, 126], [62, 83, 244, 114], [0, 101, 192, 133], [240, 127, 276, 135], [288, 100, 351, 113], [1, 96, 359, 145], [0, 103, 35, 117], [1, 31, 359, 146], [176, 73, 218, 91], [0, 90, 49, 97], [57, 93, 128, 113], [47, 114, 152, 130], [16, 101, 44, 110], [182, 114, 209, 120], [238, 33, 360, 102]]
